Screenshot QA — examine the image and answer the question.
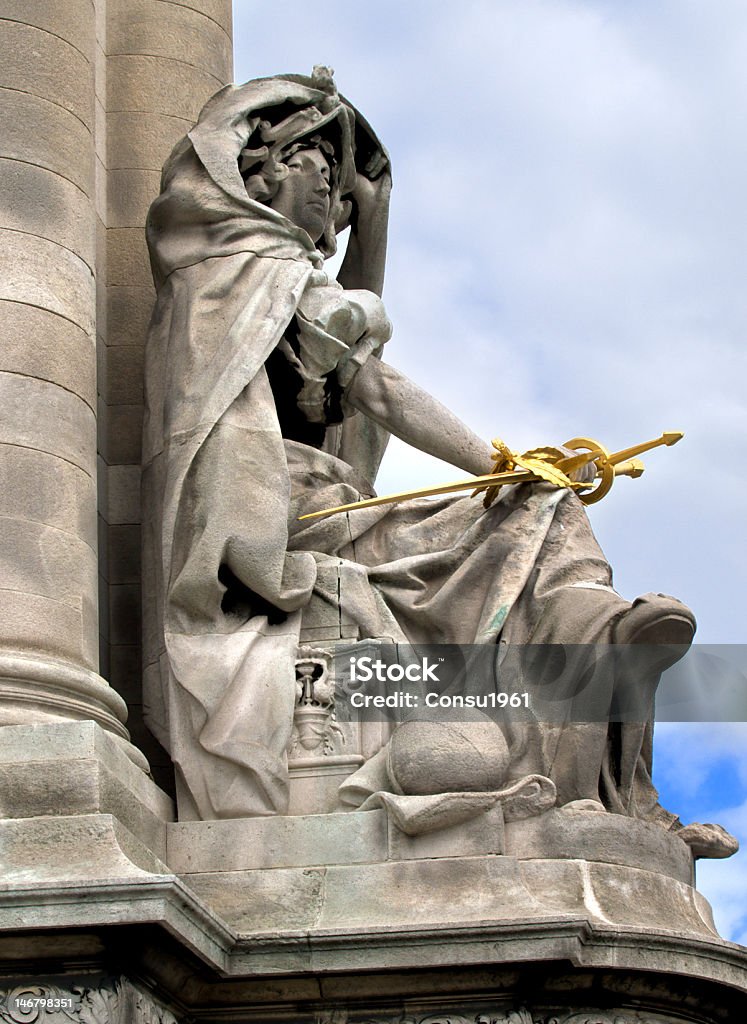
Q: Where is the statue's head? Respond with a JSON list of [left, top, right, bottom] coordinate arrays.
[[241, 125, 345, 255], [235, 66, 379, 256], [265, 141, 334, 247]]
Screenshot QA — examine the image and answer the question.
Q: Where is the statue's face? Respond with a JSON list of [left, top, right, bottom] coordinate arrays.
[[269, 147, 331, 242]]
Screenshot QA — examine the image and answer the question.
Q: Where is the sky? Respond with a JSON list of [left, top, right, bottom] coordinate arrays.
[[231, 0, 747, 941]]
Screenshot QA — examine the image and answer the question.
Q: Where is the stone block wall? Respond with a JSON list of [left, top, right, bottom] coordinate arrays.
[[98, 0, 233, 783]]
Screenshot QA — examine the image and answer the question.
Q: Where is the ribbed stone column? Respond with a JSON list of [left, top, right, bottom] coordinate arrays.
[[101, 0, 232, 771], [0, 1, 144, 767]]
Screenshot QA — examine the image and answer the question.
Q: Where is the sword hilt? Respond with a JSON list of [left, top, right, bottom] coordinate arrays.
[[564, 433, 681, 504]]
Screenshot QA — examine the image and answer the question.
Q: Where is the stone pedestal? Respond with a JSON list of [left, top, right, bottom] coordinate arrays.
[[288, 756, 365, 815], [0, 722, 745, 1023]]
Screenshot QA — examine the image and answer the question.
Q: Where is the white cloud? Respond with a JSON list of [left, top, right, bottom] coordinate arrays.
[[651, 722, 747, 939], [655, 723, 747, 795]]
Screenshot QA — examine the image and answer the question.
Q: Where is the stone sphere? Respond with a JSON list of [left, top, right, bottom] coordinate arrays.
[[387, 719, 511, 795]]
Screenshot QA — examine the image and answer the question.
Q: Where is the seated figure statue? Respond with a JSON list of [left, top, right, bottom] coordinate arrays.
[[141, 67, 735, 858]]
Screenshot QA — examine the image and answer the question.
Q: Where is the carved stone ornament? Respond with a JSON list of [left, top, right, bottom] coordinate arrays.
[[545, 1015, 681, 1023], [0, 979, 178, 1024], [355, 1010, 689, 1024], [290, 646, 345, 760], [390, 1013, 538, 1024]]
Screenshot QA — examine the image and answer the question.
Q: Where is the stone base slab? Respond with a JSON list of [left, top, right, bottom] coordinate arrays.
[[0, 720, 173, 858], [167, 804, 506, 872], [181, 853, 717, 960], [168, 806, 692, 878]]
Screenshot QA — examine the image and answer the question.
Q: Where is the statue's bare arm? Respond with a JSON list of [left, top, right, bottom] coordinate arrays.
[[336, 168, 391, 297], [346, 358, 494, 476]]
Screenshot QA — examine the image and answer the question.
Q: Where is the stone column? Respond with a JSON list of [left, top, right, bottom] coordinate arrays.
[[0, 2, 145, 765]]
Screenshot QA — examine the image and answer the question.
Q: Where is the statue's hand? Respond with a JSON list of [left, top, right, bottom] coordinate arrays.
[[556, 445, 597, 484], [347, 165, 392, 235], [336, 163, 391, 295]]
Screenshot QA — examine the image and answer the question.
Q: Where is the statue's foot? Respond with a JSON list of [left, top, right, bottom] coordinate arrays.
[[675, 822, 739, 859], [614, 592, 696, 671]]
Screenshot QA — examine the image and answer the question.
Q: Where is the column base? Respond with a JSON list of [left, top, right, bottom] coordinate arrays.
[[0, 650, 149, 771]]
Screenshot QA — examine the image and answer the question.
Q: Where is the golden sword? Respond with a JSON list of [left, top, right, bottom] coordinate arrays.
[[298, 431, 683, 520]]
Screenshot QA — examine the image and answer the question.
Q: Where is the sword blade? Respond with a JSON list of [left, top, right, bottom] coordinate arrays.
[[298, 468, 543, 520]]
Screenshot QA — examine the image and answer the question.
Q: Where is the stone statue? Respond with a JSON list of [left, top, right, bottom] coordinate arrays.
[[141, 67, 736, 857]]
